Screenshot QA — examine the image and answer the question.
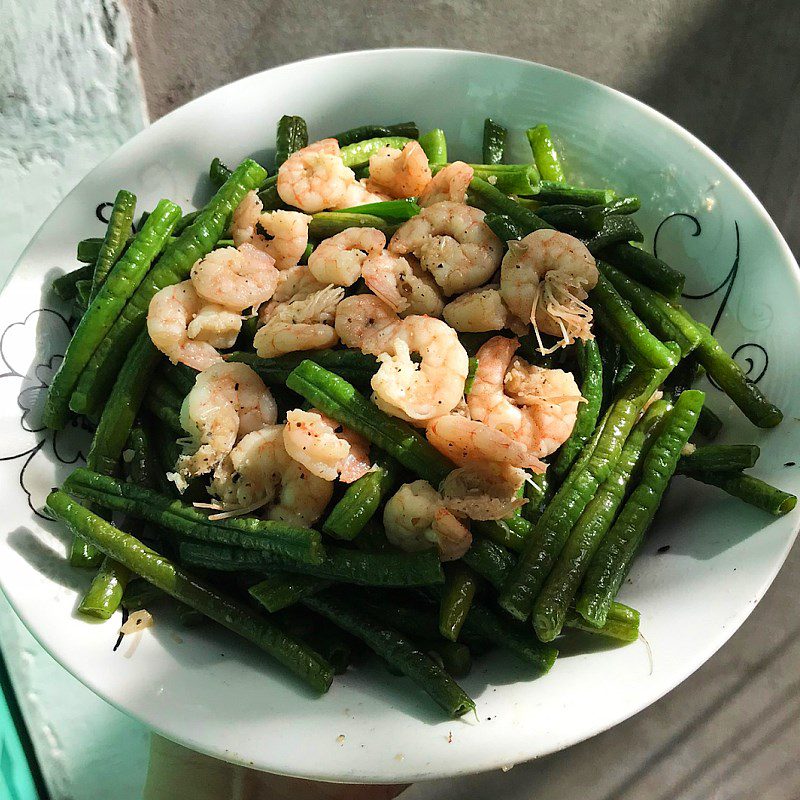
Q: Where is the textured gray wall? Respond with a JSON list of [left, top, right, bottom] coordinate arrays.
[[126, 0, 800, 253]]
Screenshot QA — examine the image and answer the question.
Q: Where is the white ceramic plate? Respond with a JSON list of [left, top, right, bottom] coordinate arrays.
[[1, 49, 799, 783]]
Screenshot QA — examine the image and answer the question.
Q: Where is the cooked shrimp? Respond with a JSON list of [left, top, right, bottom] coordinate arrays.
[[425, 413, 546, 471], [366, 142, 432, 199], [389, 201, 502, 295], [334, 179, 390, 209], [283, 409, 372, 483], [277, 138, 355, 213], [383, 480, 472, 561], [230, 190, 264, 248], [467, 335, 581, 458], [231, 193, 312, 271], [307, 227, 386, 287], [362, 251, 445, 317], [442, 284, 526, 334], [147, 281, 223, 370], [258, 210, 313, 270], [334, 294, 403, 355], [500, 229, 598, 352], [209, 425, 333, 525], [175, 362, 277, 481], [186, 303, 242, 349], [418, 162, 473, 207], [254, 284, 344, 358], [190, 244, 278, 312], [272, 264, 328, 303], [371, 315, 469, 420], [440, 463, 526, 521]]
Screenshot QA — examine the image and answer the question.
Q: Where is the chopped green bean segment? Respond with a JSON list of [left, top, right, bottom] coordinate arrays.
[[78, 557, 131, 620], [439, 563, 477, 642], [696, 404, 723, 439], [526, 124, 566, 183], [336, 199, 421, 220], [535, 204, 606, 236], [323, 460, 397, 540], [76, 238, 105, 264], [418, 129, 447, 165], [584, 215, 644, 255], [677, 444, 759, 474], [451, 164, 539, 195], [249, 574, 331, 613], [309, 212, 400, 239], [468, 178, 553, 234], [90, 189, 137, 301], [599, 242, 684, 299], [52, 265, 93, 301], [333, 122, 419, 146], [682, 471, 796, 516], [274, 114, 308, 170], [228, 349, 378, 387], [535, 181, 616, 206], [209, 157, 232, 188], [482, 118, 507, 165], [340, 136, 412, 168]]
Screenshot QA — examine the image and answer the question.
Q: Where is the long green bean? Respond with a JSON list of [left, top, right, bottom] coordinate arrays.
[[577, 390, 704, 626], [47, 490, 333, 693], [534, 182, 616, 206], [599, 242, 685, 300], [681, 471, 796, 516], [677, 444, 760, 474], [333, 122, 419, 147], [90, 189, 137, 301], [44, 199, 181, 429]]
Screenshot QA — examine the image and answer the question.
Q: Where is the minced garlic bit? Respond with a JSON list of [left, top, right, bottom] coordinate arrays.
[[680, 442, 696, 456], [119, 609, 154, 636]]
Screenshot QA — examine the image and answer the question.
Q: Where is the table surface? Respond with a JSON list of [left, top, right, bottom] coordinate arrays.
[[3, 0, 799, 797]]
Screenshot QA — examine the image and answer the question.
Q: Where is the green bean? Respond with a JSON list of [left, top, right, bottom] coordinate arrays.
[[532, 399, 670, 641], [462, 536, 515, 590], [464, 355, 479, 396], [63, 468, 325, 564], [86, 331, 161, 477], [603, 196, 642, 215], [473, 515, 534, 553], [333, 122, 419, 146], [499, 363, 674, 621], [418, 129, 447, 165], [697, 404, 723, 439], [174, 210, 199, 235], [77, 237, 105, 263], [160, 361, 197, 397], [522, 472, 551, 523], [144, 389, 183, 435], [463, 603, 558, 672], [447, 164, 539, 196], [482, 118, 507, 165], [44, 199, 181, 429], [336, 199, 420, 220], [70, 537, 103, 568], [467, 178, 553, 234], [677, 444, 759, 474], [69, 159, 267, 418], [691, 321, 783, 428], [323, 460, 396, 540], [598, 261, 700, 356], [249, 574, 331, 613], [526, 124, 566, 183], [78, 557, 132, 620], [126, 424, 161, 490], [483, 213, 526, 245], [681, 471, 796, 516], [584, 215, 644, 255], [257, 176, 282, 211], [274, 115, 308, 170], [339, 136, 412, 169], [47, 490, 333, 693], [535, 204, 607, 236], [180, 540, 444, 587], [304, 591, 473, 717], [591, 275, 678, 370], [209, 157, 232, 188], [598, 242, 685, 300], [439, 563, 477, 642], [426, 640, 472, 679], [552, 340, 603, 479], [227, 349, 379, 388], [308, 212, 399, 239], [52, 264, 94, 301], [563, 609, 639, 642], [90, 190, 137, 301], [577, 390, 704, 626], [534, 181, 616, 206], [285, 360, 453, 485]]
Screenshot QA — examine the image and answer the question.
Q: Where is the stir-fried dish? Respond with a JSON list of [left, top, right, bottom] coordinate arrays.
[[44, 117, 795, 717]]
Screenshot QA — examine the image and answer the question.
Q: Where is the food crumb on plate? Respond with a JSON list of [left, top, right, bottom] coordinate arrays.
[[336, 734, 346, 745]]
